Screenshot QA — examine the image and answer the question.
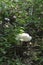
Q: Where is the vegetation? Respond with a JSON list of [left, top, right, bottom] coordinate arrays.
[[0, 0, 43, 65]]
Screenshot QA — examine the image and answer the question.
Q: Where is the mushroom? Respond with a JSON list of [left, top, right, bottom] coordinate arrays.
[[16, 33, 32, 46], [16, 33, 32, 57]]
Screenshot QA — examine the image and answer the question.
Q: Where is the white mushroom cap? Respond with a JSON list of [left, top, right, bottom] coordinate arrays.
[[4, 18, 10, 21], [13, 15, 16, 19], [16, 33, 32, 42]]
